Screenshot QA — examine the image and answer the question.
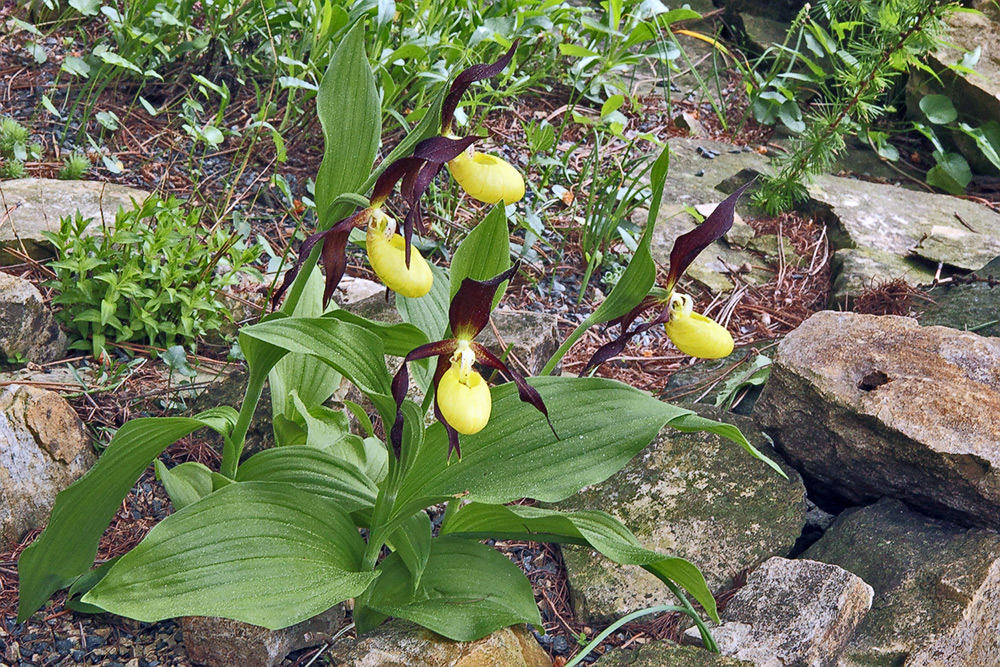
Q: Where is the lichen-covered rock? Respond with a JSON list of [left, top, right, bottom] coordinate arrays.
[[684, 557, 873, 667], [0, 384, 93, 549], [756, 311, 1000, 529], [806, 174, 1000, 270], [828, 247, 935, 307], [596, 642, 752, 666], [554, 406, 805, 623], [181, 606, 344, 667], [330, 620, 551, 667], [804, 498, 1000, 666], [920, 255, 1000, 337], [0, 271, 66, 363], [0, 178, 149, 264]]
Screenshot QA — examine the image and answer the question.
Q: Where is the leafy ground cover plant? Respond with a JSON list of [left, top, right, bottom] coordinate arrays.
[[45, 196, 262, 356], [18, 21, 781, 648]]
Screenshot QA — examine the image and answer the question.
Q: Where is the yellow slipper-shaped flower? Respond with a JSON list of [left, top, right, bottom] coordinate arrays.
[[665, 293, 734, 359], [447, 150, 525, 205], [436, 363, 492, 435], [366, 212, 433, 298]]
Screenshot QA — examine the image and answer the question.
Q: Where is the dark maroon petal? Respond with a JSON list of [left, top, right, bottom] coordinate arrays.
[[429, 357, 463, 461], [441, 41, 519, 133], [449, 263, 519, 339], [412, 135, 479, 165], [371, 156, 425, 207], [269, 228, 326, 309], [469, 341, 558, 440], [664, 180, 754, 291], [401, 161, 444, 266], [389, 340, 459, 455], [610, 295, 663, 334], [581, 307, 672, 375]]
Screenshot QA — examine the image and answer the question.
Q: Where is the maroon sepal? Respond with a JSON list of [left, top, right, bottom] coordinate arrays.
[[440, 41, 519, 133], [470, 341, 557, 440], [610, 295, 664, 334], [269, 209, 370, 309], [401, 160, 446, 267], [412, 135, 480, 164], [449, 263, 520, 340], [370, 157, 425, 208], [664, 180, 754, 291], [390, 339, 459, 457], [580, 307, 672, 375]]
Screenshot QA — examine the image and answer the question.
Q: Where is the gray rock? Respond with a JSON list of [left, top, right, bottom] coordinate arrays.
[[684, 557, 873, 667], [0, 384, 93, 549], [828, 247, 936, 307], [0, 178, 149, 264], [804, 498, 1000, 666], [0, 271, 66, 363], [329, 619, 551, 667], [756, 310, 1000, 529], [191, 367, 274, 459], [720, 0, 806, 21], [553, 406, 805, 623], [596, 642, 752, 666], [920, 255, 1000, 337], [660, 342, 773, 413], [806, 174, 1000, 270], [181, 605, 344, 667]]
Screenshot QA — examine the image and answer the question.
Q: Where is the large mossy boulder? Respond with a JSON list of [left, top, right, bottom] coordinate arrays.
[[552, 406, 805, 623], [804, 498, 1000, 666]]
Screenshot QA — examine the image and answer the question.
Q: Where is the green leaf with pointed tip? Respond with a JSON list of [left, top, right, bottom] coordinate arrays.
[[386, 510, 432, 591], [314, 21, 380, 230], [239, 316, 395, 424], [236, 446, 377, 512], [154, 460, 214, 511], [392, 376, 690, 518], [449, 205, 511, 308], [82, 483, 376, 629], [17, 414, 229, 622], [541, 146, 668, 374], [442, 503, 718, 622], [360, 536, 541, 641]]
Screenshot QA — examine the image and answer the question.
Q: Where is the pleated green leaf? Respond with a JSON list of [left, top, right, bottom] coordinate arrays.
[[82, 482, 376, 629], [449, 204, 511, 307]]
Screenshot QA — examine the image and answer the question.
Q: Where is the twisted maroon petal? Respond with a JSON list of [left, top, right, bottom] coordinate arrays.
[[390, 339, 459, 456], [441, 41, 519, 133], [470, 341, 557, 440], [581, 307, 672, 375]]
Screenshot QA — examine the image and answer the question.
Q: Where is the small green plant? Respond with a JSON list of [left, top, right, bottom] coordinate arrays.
[[0, 117, 41, 179], [44, 196, 262, 356], [0, 159, 27, 179], [58, 152, 92, 180]]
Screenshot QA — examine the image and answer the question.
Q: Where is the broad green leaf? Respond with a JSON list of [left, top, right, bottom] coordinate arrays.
[[396, 263, 450, 341], [449, 205, 511, 307], [361, 536, 541, 641], [154, 460, 214, 510], [920, 94, 958, 125], [668, 412, 785, 476], [314, 21, 380, 230], [393, 376, 690, 518], [82, 483, 376, 629], [541, 146, 668, 375], [18, 414, 229, 621], [236, 446, 377, 512], [323, 309, 429, 357], [386, 510, 432, 590], [66, 558, 119, 614], [270, 268, 342, 430], [240, 316, 395, 423], [443, 503, 718, 622], [926, 152, 972, 194]]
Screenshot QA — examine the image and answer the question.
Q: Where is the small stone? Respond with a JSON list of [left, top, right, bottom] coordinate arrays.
[[71, 649, 85, 662], [181, 606, 344, 667], [0, 271, 67, 363], [330, 619, 550, 667], [684, 557, 873, 666]]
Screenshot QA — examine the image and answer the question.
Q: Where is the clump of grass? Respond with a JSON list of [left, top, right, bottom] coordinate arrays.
[[58, 152, 91, 180], [0, 159, 26, 179]]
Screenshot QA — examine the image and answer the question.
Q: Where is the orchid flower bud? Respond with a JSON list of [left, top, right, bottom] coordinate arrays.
[[447, 149, 525, 205], [665, 293, 734, 359], [366, 210, 433, 298]]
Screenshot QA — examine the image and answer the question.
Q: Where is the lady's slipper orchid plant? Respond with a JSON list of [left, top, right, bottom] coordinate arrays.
[[583, 182, 753, 372], [390, 264, 556, 460]]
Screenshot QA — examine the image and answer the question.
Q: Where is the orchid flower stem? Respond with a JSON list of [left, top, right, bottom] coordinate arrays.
[[662, 579, 718, 653], [221, 371, 268, 478], [563, 605, 689, 667]]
